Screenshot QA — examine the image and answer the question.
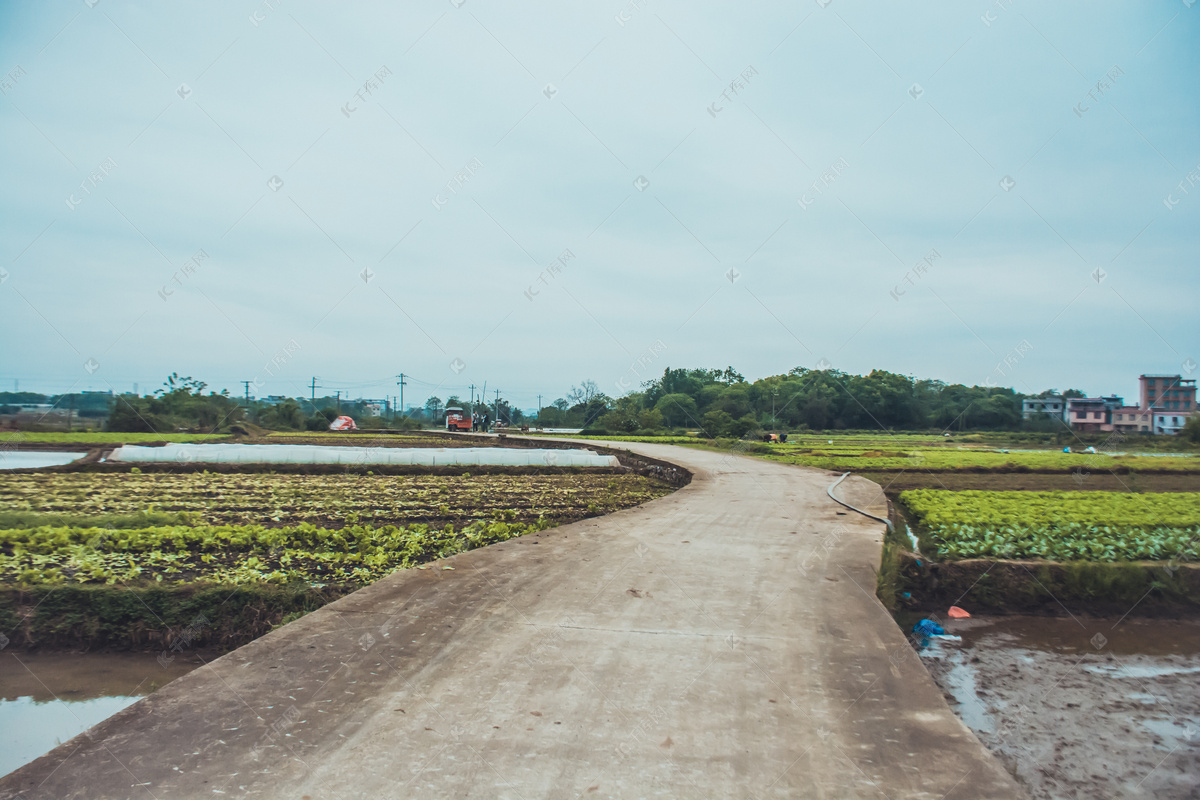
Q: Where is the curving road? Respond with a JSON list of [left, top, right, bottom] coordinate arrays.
[[0, 441, 1024, 799]]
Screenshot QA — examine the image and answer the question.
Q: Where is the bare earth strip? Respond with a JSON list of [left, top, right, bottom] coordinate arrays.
[[0, 441, 1023, 799]]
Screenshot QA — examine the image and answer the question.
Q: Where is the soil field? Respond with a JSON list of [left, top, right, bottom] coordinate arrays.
[[865, 471, 1200, 493]]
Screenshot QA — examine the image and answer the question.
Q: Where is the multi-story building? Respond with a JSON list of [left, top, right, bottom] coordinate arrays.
[[1138, 374, 1196, 435], [1067, 395, 1123, 432], [1139, 374, 1196, 414], [1022, 395, 1069, 421]]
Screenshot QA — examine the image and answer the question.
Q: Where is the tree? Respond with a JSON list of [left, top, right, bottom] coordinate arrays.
[[567, 380, 601, 406], [701, 410, 733, 438], [654, 393, 698, 427], [107, 376, 242, 433], [424, 396, 443, 419], [1181, 414, 1200, 444]]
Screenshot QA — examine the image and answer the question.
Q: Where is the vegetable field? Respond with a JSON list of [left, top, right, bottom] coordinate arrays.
[[0, 519, 546, 587], [0, 472, 667, 528], [900, 489, 1200, 562], [0, 472, 672, 589]]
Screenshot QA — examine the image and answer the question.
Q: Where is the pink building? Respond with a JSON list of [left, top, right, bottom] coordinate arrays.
[[1067, 395, 1123, 432]]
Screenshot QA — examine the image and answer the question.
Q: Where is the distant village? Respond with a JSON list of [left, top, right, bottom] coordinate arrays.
[[1023, 373, 1196, 436]]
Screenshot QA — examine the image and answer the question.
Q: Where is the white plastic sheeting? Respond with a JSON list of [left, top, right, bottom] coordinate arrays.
[[0, 452, 86, 470], [107, 443, 620, 467]]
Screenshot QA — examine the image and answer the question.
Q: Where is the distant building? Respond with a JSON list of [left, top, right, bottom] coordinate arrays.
[[1153, 411, 1193, 436], [1139, 374, 1196, 414], [1138, 374, 1196, 435], [1111, 406, 1152, 434], [1022, 395, 1068, 421], [1067, 395, 1123, 432]]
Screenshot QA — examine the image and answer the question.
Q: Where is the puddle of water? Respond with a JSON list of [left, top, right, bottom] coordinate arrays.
[[937, 658, 994, 733], [0, 695, 140, 775], [1141, 718, 1200, 748], [1082, 663, 1200, 679], [0, 651, 205, 777], [0, 451, 85, 470]]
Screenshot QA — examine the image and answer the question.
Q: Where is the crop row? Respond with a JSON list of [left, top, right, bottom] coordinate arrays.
[[0, 472, 670, 527], [0, 519, 548, 587], [900, 489, 1200, 562]]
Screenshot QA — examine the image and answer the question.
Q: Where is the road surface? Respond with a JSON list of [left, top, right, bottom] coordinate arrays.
[[0, 440, 1024, 799]]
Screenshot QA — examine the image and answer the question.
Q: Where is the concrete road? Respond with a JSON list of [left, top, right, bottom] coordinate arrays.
[[0, 441, 1024, 799]]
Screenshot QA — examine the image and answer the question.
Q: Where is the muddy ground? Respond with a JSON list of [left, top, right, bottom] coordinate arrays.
[[913, 614, 1200, 799]]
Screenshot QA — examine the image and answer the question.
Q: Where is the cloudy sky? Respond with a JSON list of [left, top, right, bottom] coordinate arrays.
[[1, 0, 1196, 410]]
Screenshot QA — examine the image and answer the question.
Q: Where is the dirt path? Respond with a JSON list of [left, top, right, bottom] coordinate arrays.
[[0, 441, 1023, 799]]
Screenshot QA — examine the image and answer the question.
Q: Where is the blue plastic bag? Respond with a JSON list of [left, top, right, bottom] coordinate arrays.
[[912, 619, 945, 637]]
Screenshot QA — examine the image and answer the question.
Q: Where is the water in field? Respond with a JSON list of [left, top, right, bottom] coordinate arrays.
[[908, 614, 1200, 799], [0, 651, 204, 777], [0, 451, 85, 470]]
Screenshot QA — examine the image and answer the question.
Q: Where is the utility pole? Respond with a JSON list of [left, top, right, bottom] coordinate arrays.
[[242, 380, 252, 407], [67, 393, 73, 432], [396, 374, 407, 418], [336, 390, 341, 413], [537, 394, 542, 418], [469, 383, 476, 411], [772, 388, 778, 429], [494, 389, 500, 428], [309, 377, 319, 412]]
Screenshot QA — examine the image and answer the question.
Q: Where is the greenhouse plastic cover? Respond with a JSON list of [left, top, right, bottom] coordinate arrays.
[[107, 443, 620, 467], [0, 451, 86, 470]]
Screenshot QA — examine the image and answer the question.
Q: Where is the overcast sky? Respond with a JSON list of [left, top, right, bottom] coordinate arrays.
[[2, 0, 1196, 410]]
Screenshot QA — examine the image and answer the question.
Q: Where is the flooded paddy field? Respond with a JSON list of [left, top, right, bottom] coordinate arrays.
[[0, 650, 206, 777], [910, 614, 1200, 799]]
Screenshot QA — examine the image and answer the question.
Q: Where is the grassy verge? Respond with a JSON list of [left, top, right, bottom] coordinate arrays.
[[0, 583, 344, 651]]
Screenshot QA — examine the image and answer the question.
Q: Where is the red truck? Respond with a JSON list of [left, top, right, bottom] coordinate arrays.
[[445, 407, 472, 432]]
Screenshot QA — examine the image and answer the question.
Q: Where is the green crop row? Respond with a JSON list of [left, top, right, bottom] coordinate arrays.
[[0, 471, 670, 528], [900, 489, 1200, 562], [0, 519, 550, 588]]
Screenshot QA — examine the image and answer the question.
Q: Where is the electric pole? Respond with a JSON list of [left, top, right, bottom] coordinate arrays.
[[242, 380, 252, 407], [494, 389, 500, 428], [537, 394, 542, 417], [469, 383, 476, 411], [396, 374, 407, 418], [336, 390, 341, 413], [310, 377, 319, 412]]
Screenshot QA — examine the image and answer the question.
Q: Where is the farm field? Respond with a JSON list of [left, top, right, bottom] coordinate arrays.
[[899, 489, 1200, 562], [2, 432, 226, 445], [555, 431, 1199, 472], [861, 470, 1200, 493], [0, 472, 666, 530], [766, 446, 1199, 472], [0, 471, 670, 588]]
